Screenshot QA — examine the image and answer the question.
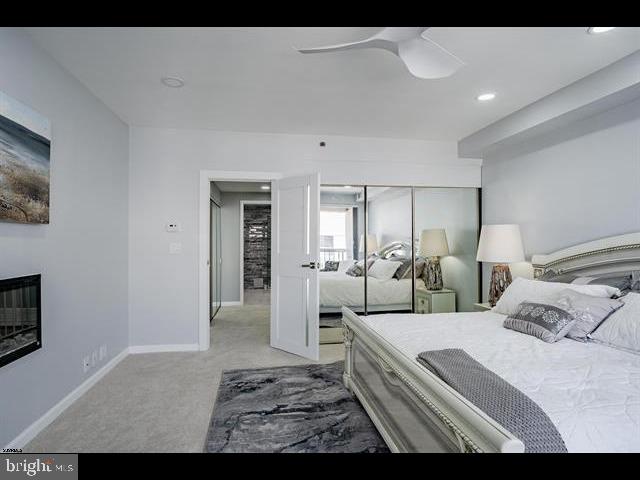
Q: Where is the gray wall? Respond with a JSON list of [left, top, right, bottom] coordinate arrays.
[[219, 192, 271, 303], [0, 28, 129, 446], [129, 126, 479, 347], [481, 100, 640, 300]]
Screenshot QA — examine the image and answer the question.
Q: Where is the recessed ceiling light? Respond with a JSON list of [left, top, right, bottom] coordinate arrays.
[[587, 27, 616, 34], [161, 76, 185, 88], [477, 92, 496, 102], [260, 185, 270, 190], [344, 185, 352, 188]]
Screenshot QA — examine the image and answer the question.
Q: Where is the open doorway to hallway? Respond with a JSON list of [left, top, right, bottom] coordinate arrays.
[[241, 201, 271, 305], [210, 180, 272, 318]]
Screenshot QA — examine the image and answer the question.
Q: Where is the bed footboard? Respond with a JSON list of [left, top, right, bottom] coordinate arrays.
[[341, 307, 524, 453]]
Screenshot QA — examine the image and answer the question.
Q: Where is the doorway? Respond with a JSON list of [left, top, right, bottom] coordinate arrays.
[[240, 201, 272, 306], [199, 170, 320, 360]]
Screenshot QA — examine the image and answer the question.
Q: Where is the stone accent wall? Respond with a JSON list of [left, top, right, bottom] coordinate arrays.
[[244, 204, 271, 290]]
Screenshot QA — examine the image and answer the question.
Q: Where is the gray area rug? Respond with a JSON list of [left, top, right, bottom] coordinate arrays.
[[205, 361, 389, 453]]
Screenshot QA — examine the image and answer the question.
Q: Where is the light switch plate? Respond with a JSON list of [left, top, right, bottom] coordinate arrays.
[[166, 222, 182, 233], [169, 242, 182, 254]]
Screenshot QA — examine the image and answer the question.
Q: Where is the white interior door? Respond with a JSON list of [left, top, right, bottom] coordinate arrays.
[[271, 173, 320, 360]]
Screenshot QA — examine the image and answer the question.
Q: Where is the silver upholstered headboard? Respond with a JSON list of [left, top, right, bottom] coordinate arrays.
[[531, 233, 640, 278]]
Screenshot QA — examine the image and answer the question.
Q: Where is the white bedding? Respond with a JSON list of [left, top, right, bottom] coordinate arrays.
[[360, 311, 640, 453], [320, 271, 423, 308]]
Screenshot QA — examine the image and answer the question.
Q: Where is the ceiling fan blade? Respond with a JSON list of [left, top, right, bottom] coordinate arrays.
[[297, 38, 376, 54], [374, 27, 430, 43], [398, 37, 465, 79]]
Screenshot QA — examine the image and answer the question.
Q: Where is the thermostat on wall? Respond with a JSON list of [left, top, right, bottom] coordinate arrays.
[[166, 222, 182, 232]]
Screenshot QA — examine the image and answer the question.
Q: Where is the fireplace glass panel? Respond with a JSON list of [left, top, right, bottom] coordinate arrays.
[[0, 274, 41, 368]]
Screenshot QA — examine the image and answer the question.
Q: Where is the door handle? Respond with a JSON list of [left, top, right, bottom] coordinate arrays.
[[301, 262, 318, 269]]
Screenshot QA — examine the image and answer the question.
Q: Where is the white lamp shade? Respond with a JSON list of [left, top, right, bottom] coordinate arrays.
[[419, 229, 449, 257], [359, 234, 379, 253], [476, 224, 525, 263]]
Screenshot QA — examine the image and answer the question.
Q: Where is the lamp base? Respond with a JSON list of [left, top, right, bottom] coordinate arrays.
[[425, 257, 443, 290], [489, 264, 512, 307]]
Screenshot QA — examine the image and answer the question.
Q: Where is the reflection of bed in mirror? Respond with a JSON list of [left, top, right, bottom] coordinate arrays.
[[320, 241, 419, 314]]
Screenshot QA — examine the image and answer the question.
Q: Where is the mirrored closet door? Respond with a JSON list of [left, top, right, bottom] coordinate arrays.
[[365, 186, 414, 316], [318, 184, 480, 344], [414, 188, 480, 314], [318, 186, 365, 342]]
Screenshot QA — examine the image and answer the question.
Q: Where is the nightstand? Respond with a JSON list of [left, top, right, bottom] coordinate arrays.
[[416, 288, 456, 314], [473, 302, 492, 312]]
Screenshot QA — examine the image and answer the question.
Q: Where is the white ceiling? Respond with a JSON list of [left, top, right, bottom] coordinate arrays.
[[27, 27, 640, 141]]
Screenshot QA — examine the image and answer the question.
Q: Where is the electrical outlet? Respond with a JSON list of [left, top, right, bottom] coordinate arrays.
[[99, 345, 107, 361], [83, 356, 91, 373]]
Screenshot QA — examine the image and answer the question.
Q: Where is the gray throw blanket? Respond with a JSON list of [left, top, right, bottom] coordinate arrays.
[[417, 349, 567, 453]]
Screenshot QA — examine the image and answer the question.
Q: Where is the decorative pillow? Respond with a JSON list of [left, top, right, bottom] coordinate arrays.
[[322, 260, 340, 272], [345, 258, 375, 277], [503, 301, 577, 343], [552, 289, 624, 342], [493, 277, 621, 316], [589, 292, 640, 354], [367, 259, 401, 281], [539, 270, 632, 296], [391, 257, 426, 280]]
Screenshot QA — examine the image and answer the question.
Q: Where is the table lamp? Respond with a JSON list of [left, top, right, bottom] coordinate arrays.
[[476, 224, 525, 306], [419, 229, 449, 290]]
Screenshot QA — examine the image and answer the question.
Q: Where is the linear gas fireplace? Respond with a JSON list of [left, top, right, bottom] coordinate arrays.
[[0, 274, 41, 368]]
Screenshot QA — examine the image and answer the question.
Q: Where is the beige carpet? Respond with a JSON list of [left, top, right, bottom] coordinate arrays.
[[25, 305, 344, 452]]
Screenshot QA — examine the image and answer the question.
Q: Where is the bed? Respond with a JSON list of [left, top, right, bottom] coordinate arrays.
[[341, 232, 640, 453], [319, 271, 424, 313], [320, 241, 421, 314]]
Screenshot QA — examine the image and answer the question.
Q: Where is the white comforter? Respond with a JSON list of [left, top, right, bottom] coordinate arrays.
[[361, 311, 640, 453], [320, 271, 423, 308]]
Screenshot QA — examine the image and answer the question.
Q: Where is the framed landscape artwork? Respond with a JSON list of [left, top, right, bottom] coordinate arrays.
[[0, 91, 50, 224]]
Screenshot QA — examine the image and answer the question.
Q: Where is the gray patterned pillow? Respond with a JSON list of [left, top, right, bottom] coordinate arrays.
[[345, 258, 376, 277], [391, 257, 426, 280], [504, 302, 577, 343], [322, 260, 340, 272], [553, 289, 623, 342]]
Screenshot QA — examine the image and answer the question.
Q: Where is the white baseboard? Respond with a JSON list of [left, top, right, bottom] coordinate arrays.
[[128, 344, 200, 354], [5, 347, 129, 449], [220, 301, 242, 307]]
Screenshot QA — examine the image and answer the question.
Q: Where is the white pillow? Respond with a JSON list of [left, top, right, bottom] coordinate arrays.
[[590, 292, 640, 354], [367, 259, 401, 281], [493, 277, 620, 316]]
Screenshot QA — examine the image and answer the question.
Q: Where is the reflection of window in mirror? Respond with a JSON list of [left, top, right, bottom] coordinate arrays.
[[320, 207, 353, 268], [319, 185, 365, 343]]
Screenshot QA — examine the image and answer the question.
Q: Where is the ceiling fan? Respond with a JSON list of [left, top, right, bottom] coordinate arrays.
[[296, 27, 464, 80]]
